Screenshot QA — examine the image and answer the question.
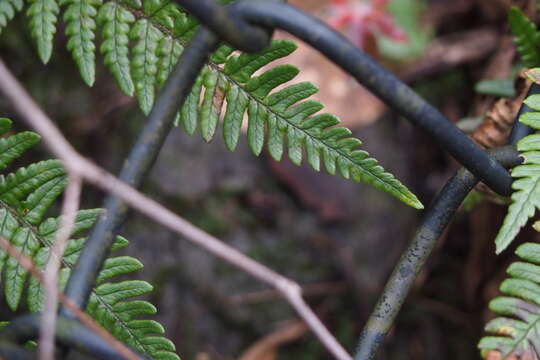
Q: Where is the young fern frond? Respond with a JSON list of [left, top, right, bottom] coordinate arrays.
[[508, 6, 540, 68], [0, 117, 180, 360], [3, 0, 423, 209], [494, 94, 540, 253], [479, 242, 540, 358]]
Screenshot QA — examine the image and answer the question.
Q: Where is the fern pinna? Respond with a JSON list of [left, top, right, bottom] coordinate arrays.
[[479, 242, 540, 358], [0, 0, 422, 209], [0, 117, 180, 359]]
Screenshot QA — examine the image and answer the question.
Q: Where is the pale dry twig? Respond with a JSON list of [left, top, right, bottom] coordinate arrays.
[[39, 175, 82, 360]]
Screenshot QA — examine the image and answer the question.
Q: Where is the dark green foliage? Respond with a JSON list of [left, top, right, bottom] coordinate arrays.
[[0, 0, 23, 34], [508, 6, 540, 67], [0, 0, 423, 209], [479, 242, 540, 358], [0, 117, 180, 360]]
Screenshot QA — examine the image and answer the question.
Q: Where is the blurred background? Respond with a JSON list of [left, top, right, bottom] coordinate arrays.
[[0, 0, 537, 359]]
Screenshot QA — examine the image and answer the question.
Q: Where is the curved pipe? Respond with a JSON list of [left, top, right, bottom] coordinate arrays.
[[176, 0, 271, 52], [353, 145, 522, 360], [62, 29, 220, 311], [176, 0, 514, 196], [0, 340, 35, 359], [509, 83, 540, 145], [0, 314, 148, 360]]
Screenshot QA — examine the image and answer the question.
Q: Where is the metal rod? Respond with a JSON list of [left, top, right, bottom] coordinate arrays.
[[0, 314, 148, 360], [353, 146, 521, 360], [0, 340, 35, 359], [177, 0, 271, 52], [61, 28, 220, 312], [509, 83, 539, 145]]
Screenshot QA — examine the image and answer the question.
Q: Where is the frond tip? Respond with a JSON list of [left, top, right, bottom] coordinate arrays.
[[479, 242, 540, 359]]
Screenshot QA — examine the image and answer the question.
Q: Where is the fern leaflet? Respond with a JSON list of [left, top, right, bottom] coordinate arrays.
[[0, 0, 23, 34], [509, 6, 540, 67], [26, 0, 59, 63], [61, 0, 101, 85]]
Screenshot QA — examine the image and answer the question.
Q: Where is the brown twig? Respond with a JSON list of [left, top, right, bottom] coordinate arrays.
[[0, 58, 352, 360], [39, 175, 82, 360], [0, 236, 139, 360]]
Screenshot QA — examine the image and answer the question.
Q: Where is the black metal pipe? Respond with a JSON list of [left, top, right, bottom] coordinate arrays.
[[0, 340, 35, 359], [509, 83, 539, 145], [61, 29, 220, 312], [353, 146, 521, 360], [177, 0, 271, 52], [203, 0, 513, 196], [0, 314, 148, 359]]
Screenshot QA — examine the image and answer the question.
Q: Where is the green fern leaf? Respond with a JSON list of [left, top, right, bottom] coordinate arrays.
[[178, 74, 202, 135], [62, 0, 101, 86], [509, 6, 540, 67], [0, 118, 12, 135], [0, 121, 180, 359], [0, 131, 40, 171], [98, 1, 135, 96], [199, 69, 226, 142], [131, 18, 162, 114], [0, 0, 23, 34], [157, 36, 183, 87], [182, 40, 422, 208], [479, 242, 540, 358], [495, 94, 540, 253], [0, 159, 65, 208], [27, 0, 59, 63]]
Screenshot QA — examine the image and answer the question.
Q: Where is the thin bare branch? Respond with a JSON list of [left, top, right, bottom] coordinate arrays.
[[0, 236, 140, 360], [39, 175, 82, 360], [0, 58, 352, 360]]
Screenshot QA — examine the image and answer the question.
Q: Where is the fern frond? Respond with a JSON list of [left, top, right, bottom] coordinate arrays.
[[479, 242, 540, 358], [27, 0, 59, 63], [0, 119, 180, 360], [495, 94, 540, 253], [181, 40, 423, 209], [62, 0, 101, 86], [509, 6, 540, 67], [0, 0, 23, 34]]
